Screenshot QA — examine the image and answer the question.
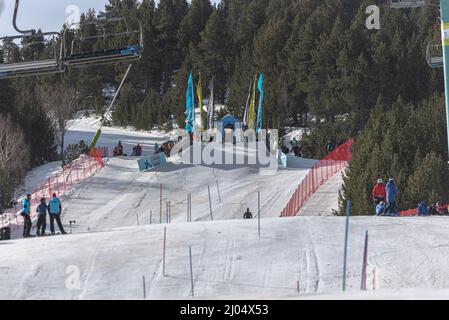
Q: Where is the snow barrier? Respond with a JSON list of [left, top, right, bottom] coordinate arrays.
[[0, 148, 107, 231], [280, 140, 353, 217]]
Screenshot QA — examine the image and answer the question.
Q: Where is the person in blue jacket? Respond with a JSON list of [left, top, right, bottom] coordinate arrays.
[[418, 201, 429, 217], [21, 194, 32, 238], [48, 193, 67, 235], [36, 198, 48, 236], [386, 177, 399, 216]]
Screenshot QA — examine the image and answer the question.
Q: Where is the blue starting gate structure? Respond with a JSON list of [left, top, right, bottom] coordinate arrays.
[[215, 114, 244, 144]]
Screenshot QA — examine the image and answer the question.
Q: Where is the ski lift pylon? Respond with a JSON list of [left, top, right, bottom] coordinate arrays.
[[0, 0, 64, 80]]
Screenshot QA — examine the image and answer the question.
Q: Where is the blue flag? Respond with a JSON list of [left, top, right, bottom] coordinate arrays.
[[256, 73, 264, 134], [186, 72, 196, 133]]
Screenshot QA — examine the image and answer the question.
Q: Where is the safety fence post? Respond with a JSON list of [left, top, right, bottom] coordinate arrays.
[[75, 162, 80, 184], [312, 167, 316, 193], [82, 160, 86, 181], [48, 178, 52, 198]]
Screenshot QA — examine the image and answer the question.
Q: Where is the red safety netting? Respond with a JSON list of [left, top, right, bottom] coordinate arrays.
[[0, 147, 107, 230], [400, 209, 418, 217], [280, 140, 353, 217], [400, 204, 448, 217]]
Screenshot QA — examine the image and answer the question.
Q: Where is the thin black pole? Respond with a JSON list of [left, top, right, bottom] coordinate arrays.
[[208, 185, 214, 221], [216, 179, 222, 203], [142, 276, 146, 299], [361, 230, 369, 291]]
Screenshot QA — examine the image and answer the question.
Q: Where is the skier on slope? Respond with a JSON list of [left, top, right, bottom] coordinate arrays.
[[243, 208, 253, 219], [385, 177, 400, 216], [20, 194, 32, 238], [36, 198, 48, 236], [48, 194, 67, 235]]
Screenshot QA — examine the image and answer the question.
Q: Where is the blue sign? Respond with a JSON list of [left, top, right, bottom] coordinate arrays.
[[138, 153, 167, 172], [277, 151, 287, 168]]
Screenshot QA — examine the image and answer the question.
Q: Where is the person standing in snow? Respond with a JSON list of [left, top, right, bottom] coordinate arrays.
[[48, 194, 67, 235], [385, 177, 400, 216], [372, 179, 386, 206], [243, 208, 253, 219], [135, 144, 143, 157], [117, 141, 124, 156], [36, 198, 48, 236], [418, 201, 428, 217], [21, 194, 32, 238], [291, 138, 301, 157]]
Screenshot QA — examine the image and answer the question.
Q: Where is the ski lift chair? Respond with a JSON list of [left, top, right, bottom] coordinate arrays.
[[388, 0, 426, 8], [0, 34, 64, 79], [0, 0, 64, 80], [62, 15, 143, 68], [426, 42, 444, 69]]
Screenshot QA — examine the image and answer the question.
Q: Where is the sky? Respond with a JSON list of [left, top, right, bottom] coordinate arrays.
[[0, 0, 220, 38], [0, 0, 114, 37]]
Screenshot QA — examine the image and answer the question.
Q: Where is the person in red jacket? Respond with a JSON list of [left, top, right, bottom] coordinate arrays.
[[372, 179, 386, 206]]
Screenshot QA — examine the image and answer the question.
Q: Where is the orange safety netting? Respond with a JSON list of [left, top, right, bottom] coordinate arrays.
[[280, 140, 353, 217]]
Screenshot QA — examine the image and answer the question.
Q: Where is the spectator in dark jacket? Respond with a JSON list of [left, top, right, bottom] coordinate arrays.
[[243, 208, 253, 219], [36, 198, 48, 236], [418, 201, 428, 217], [386, 177, 399, 216]]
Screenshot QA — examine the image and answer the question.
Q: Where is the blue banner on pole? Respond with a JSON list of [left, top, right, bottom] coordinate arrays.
[[186, 72, 196, 133], [137, 153, 167, 172], [256, 73, 264, 134]]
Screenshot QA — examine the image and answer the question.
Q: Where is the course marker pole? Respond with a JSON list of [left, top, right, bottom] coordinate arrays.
[[361, 230, 369, 291], [208, 185, 214, 221], [163, 227, 167, 276], [189, 246, 194, 297], [258, 191, 261, 238], [343, 201, 350, 292]]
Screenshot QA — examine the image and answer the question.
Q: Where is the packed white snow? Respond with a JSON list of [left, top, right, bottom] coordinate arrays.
[[2, 216, 449, 299], [2, 115, 397, 301]]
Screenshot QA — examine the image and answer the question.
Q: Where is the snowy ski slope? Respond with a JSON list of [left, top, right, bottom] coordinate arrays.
[[2, 217, 449, 299], [5, 116, 447, 300]]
